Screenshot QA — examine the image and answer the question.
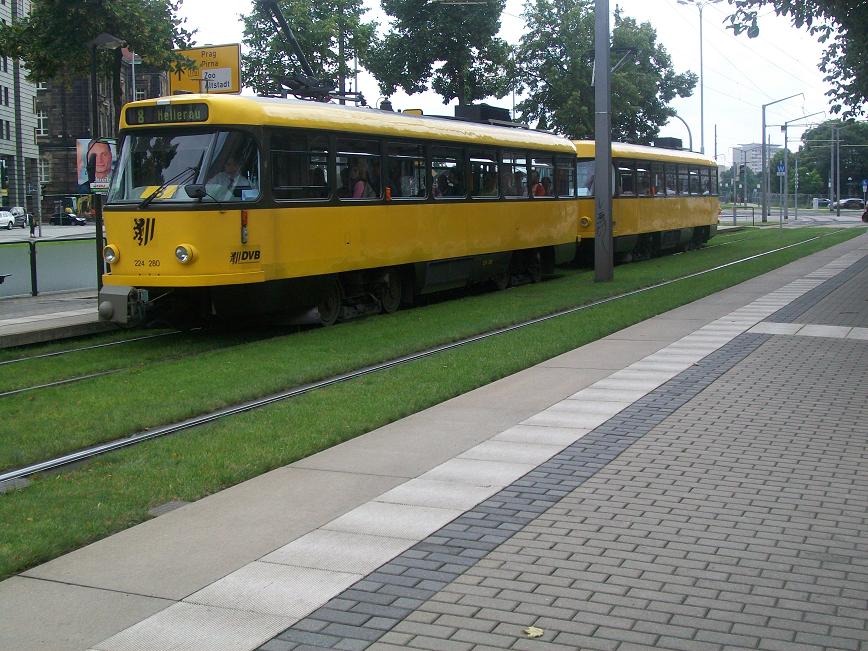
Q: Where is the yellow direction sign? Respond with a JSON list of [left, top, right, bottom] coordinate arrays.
[[169, 43, 241, 95]]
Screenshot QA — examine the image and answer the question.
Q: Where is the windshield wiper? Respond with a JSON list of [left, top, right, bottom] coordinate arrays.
[[139, 166, 199, 209]]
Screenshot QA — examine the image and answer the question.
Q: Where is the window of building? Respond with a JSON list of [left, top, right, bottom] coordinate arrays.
[[38, 158, 51, 184], [270, 131, 329, 201], [469, 149, 498, 198], [386, 142, 426, 199], [336, 138, 381, 200], [4, 121, 9, 140], [500, 152, 528, 198], [35, 110, 47, 137], [3, 87, 8, 106], [36, 81, 47, 91], [135, 88, 146, 101], [431, 146, 464, 199]]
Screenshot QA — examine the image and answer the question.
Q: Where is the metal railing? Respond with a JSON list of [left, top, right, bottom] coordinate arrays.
[[0, 237, 98, 298]]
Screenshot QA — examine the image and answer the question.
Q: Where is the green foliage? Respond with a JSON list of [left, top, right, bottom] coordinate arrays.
[[516, 0, 696, 142], [726, 1, 868, 119], [366, 0, 512, 105], [241, 0, 375, 97], [797, 119, 868, 195], [0, 0, 195, 83]]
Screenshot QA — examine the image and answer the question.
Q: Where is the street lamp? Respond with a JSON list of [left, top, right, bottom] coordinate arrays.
[[780, 111, 824, 223], [669, 113, 694, 151], [88, 32, 126, 290], [677, 0, 721, 155], [761, 92, 802, 222]]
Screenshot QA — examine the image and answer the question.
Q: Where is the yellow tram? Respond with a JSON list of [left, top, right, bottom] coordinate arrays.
[[98, 94, 718, 326]]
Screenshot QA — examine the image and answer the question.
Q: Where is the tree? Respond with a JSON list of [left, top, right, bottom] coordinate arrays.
[[516, 1, 696, 142], [241, 0, 375, 98], [797, 120, 868, 196], [366, 0, 512, 106], [0, 0, 195, 83], [725, 1, 868, 118]]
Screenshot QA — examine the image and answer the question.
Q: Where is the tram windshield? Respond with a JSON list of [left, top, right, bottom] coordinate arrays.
[[108, 130, 260, 204]]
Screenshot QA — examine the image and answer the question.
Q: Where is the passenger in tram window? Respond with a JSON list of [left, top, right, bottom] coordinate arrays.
[[434, 173, 449, 198], [514, 171, 526, 196], [530, 171, 545, 197], [541, 176, 552, 196], [350, 160, 376, 198], [337, 167, 352, 197], [482, 173, 497, 196]]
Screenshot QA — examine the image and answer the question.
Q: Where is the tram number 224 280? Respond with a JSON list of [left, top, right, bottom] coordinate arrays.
[[133, 259, 161, 267]]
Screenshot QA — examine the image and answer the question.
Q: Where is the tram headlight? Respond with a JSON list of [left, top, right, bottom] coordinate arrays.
[[175, 244, 196, 264], [103, 244, 119, 264]]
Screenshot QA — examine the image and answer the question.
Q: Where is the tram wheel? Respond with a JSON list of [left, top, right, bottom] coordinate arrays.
[[316, 278, 343, 326], [492, 270, 510, 291], [379, 270, 402, 314], [527, 250, 543, 283]]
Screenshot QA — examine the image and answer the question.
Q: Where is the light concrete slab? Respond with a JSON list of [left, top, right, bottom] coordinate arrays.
[[542, 338, 668, 370], [458, 440, 564, 466], [565, 386, 643, 404], [797, 324, 852, 339], [323, 501, 464, 540], [291, 404, 531, 478], [442, 365, 612, 412], [0, 576, 172, 651], [602, 317, 710, 341], [185, 562, 362, 619], [91, 602, 291, 651], [23, 467, 403, 600], [261, 529, 414, 574], [523, 403, 623, 430], [420, 457, 537, 488], [376, 477, 502, 511], [591, 376, 668, 392], [749, 322, 804, 335], [492, 424, 591, 447], [847, 327, 868, 340]]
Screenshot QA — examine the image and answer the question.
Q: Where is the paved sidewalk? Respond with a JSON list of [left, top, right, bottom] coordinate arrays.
[[1, 233, 866, 651], [0, 289, 110, 347]]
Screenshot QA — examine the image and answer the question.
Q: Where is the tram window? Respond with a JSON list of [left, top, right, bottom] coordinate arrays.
[[501, 152, 528, 198], [337, 138, 381, 200], [665, 164, 678, 195], [271, 132, 329, 201], [710, 168, 719, 195], [700, 168, 712, 195], [530, 156, 554, 197], [650, 162, 664, 197], [555, 157, 576, 197], [204, 131, 260, 202], [617, 161, 635, 196], [636, 165, 651, 196], [678, 165, 690, 195], [386, 142, 426, 199], [576, 159, 594, 197], [432, 146, 465, 198], [470, 149, 498, 198], [688, 167, 700, 195]]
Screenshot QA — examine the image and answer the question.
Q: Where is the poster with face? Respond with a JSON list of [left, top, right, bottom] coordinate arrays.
[[76, 139, 117, 194]]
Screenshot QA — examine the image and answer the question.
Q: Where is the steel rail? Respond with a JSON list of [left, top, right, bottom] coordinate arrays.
[[0, 330, 181, 366], [0, 370, 122, 398], [0, 231, 841, 486]]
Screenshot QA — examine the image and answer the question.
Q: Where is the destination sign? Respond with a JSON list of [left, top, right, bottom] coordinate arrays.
[[126, 104, 209, 126]]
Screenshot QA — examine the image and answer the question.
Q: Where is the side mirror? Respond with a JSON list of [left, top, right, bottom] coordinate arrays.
[[185, 183, 206, 199]]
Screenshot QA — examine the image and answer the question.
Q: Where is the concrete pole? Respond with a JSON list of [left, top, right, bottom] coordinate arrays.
[[783, 124, 788, 221], [761, 106, 767, 222], [836, 128, 841, 218], [594, 0, 613, 282]]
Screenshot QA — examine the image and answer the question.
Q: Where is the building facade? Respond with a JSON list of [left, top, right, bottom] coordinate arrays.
[[0, 0, 39, 215], [37, 50, 167, 215], [733, 143, 782, 174]]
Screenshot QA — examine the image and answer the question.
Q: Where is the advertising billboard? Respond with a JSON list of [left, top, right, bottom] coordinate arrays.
[[76, 138, 117, 194]]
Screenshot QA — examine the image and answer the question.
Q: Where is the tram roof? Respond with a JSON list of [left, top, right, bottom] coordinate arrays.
[[573, 140, 718, 166], [121, 94, 576, 153]]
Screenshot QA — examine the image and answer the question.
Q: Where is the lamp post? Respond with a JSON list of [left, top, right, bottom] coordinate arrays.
[[677, 0, 721, 155], [761, 92, 802, 222], [780, 111, 823, 223], [593, 0, 613, 282], [88, 32, 126, 291], [670, 113, 694, 151]]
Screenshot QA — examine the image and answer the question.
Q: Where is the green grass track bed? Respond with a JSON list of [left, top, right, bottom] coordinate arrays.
[[0, 227, 863, 578]]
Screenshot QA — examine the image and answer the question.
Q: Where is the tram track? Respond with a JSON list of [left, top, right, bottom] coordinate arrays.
[[0, 230, 843, 487], [0, 330, 182, 366]]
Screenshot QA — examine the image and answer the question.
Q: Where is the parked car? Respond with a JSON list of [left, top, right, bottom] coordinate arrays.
[[0, 210, 13, 229], [830, 198, 865, 210], [49, 212, 87, 226], [814, 198, 830, 207], [10, 206, 27, 228]]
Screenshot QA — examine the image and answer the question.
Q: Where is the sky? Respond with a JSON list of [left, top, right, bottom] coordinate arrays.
[[177, 0, 841, 166]]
